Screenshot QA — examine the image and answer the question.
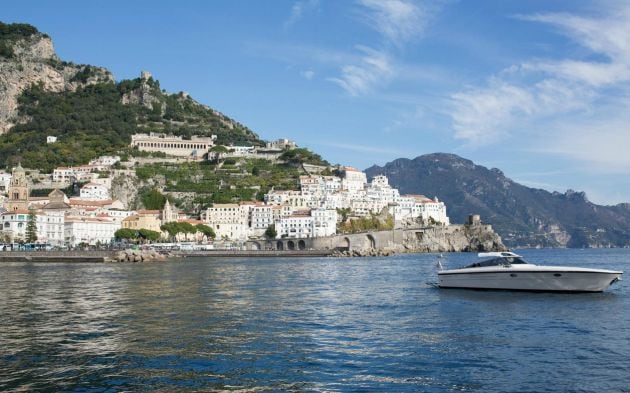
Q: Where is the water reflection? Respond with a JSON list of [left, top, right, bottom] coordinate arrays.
[[0, 250, 629, 392]]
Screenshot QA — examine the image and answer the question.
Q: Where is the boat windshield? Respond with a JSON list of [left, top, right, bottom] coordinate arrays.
[[464, 256, 529, 268]]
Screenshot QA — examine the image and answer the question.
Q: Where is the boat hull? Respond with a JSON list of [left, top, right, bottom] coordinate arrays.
[[438, 269, 622, 292]]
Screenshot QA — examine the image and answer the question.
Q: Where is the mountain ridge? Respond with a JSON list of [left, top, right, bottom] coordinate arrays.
[[366, 153, 630, 248]]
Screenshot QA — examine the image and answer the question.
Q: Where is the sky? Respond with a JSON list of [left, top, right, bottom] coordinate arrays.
[[3, 0, 630, 205]]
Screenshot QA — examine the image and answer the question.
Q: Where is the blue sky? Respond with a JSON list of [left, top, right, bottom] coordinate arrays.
[[3, 0, 630, 205]]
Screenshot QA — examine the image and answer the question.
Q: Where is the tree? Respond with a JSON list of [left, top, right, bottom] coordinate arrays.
[[138, 229, 160, 243], [279, 148, 329, 166], [336, 208, 351, 223], [264, 224, 277, 239], [115, 228, 137, 241], [141, 188, 167, 210], [160, 222, 180, 242], [25, 210, 38, 243], [178, 222, 197, 241], [209, 145, 229, 163], [196, 224, 216, 241], [0, 231, 11, 244]]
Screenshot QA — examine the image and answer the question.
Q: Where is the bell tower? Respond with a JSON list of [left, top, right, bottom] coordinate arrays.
[[7, 163, 29, 212]]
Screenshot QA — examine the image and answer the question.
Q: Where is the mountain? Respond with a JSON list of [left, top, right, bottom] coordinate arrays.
[[0, 22, 261, 172], [366, 153, 630, 248]]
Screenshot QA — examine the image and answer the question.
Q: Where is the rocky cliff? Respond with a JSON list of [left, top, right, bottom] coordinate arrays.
[[400, 224, 507, 253], [0, 23, 112, 133], [313, 223, 507, 255]]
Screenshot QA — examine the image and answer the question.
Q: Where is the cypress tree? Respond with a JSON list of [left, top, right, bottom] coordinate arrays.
[[26, 210, 38, 243]]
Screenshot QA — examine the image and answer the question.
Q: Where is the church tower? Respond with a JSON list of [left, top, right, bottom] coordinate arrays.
[[7, 163, 29, 212], [161, 199, 178, 223]]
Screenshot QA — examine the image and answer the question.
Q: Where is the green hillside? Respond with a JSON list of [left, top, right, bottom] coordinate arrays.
[[0, 76, 261, 172]]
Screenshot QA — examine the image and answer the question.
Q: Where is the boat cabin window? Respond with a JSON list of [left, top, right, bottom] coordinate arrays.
[[465, 257, 528, 268]]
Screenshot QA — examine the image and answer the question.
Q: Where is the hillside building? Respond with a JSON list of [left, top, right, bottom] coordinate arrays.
[[131, 133, 216, 158], [79, 182, 110, 200]]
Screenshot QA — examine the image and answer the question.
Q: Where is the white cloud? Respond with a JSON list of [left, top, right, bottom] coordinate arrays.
[[328, 1, 437, 96], [449, 2, 630, 156], [356, 0, 429, 45], [284, 0, 320, 30], [534, 118, 630, 173], [315, 141, 412, 156], [451, 79, 535, 145], [301, 69, 315, 80], [328, 46, 393, 95]]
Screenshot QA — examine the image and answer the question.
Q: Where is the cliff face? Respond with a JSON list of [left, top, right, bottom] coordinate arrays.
[[0, 29, 112, 133]]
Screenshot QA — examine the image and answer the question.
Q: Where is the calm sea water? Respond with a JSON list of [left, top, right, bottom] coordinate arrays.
[[0, 249, 629, 392]]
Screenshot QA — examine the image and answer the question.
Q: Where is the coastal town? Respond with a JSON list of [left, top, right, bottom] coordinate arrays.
[[0, 133, 450, 250]]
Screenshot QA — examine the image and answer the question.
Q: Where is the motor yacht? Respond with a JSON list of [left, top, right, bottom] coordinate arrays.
[[437, 252, 623, 292]]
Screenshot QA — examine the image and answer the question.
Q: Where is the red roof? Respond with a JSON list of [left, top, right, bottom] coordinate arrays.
[[177, 219, 205, 225], [137, 210, 160, 215], [69, 199, 114, 206]]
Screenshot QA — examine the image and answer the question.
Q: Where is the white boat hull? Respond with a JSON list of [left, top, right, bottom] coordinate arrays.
[[438, 267, 622, 292]]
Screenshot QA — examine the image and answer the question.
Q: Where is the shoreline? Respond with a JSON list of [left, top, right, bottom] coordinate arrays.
[[0, 249, 335, 263]]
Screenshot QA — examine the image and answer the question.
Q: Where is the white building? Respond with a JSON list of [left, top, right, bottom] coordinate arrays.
[[35, 189, 71, 247], [248, 204, 274, 230], [52, 165, 108, 183], [89, 176, 112, 190], [131, 133, 216, 158], [89, 155, 120, 167], [0, 172, 11, 191], [80, 182, 110, 200], [203, 203, 250, 240], [265, 190, 314, 208], [101, 209, 136, 223], [64, 216, 120, 247], [275, 214, 314, 239], [414, 196, 450, 225], [46, 136, 57, 144], [36, 211, 65, 247], [393, 195, 449, 225], [227, 145, 256, 156], [267, 169, 450, 230], [341, 166, 367, 193], [0, 210, 29, 242], [299, 176, 322, 195], [312, 209, 338, 237], [266, 138, 297, 151]]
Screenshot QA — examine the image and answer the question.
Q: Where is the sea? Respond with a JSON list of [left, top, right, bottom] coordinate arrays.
[[0, 248, 629, 392]]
